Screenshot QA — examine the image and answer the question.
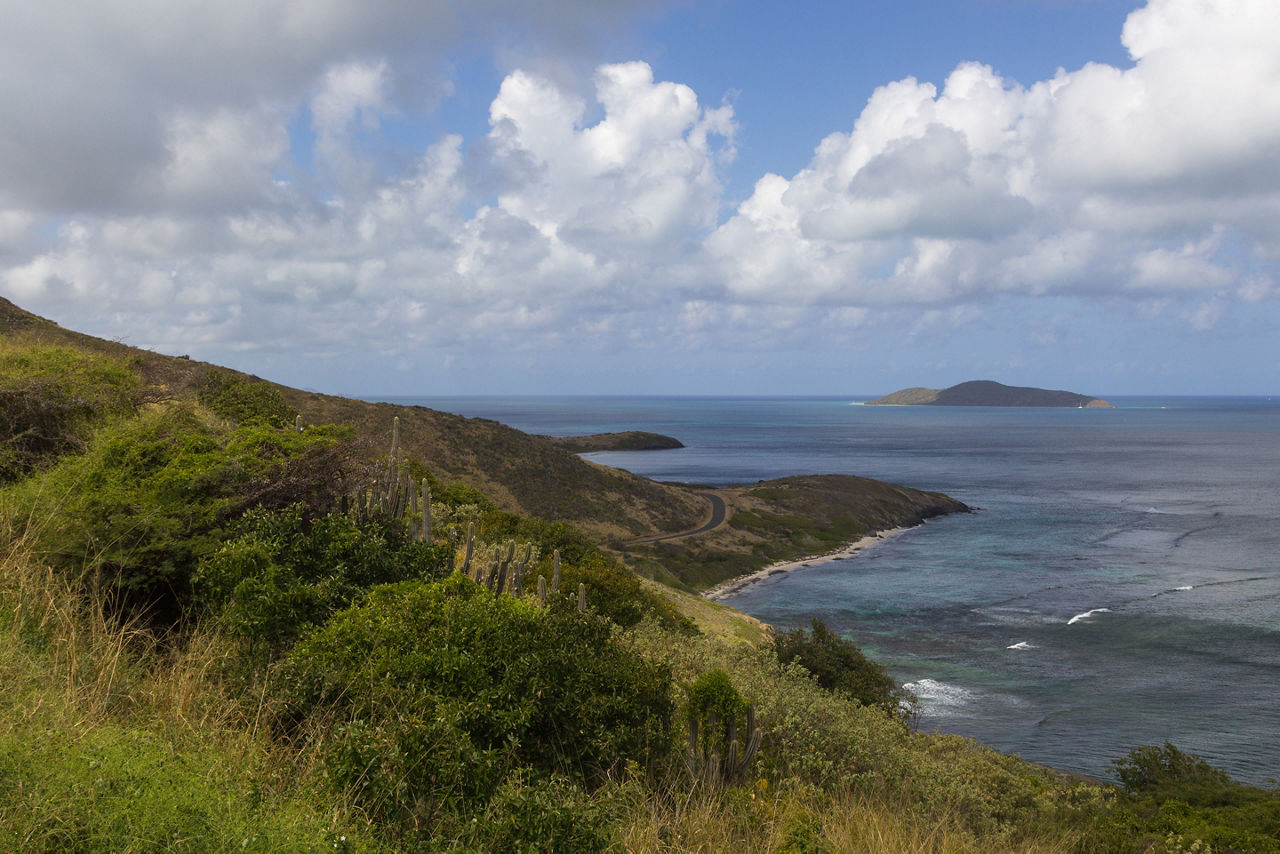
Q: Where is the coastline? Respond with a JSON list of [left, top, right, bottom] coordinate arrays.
[[701, 525, 913, 601]]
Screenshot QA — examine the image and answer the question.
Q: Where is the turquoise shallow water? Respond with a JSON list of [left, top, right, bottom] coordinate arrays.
[[385, 395, 1280, 783]]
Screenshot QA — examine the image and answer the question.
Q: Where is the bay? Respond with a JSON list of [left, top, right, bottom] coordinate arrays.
[[383, 394, 1280, 783]]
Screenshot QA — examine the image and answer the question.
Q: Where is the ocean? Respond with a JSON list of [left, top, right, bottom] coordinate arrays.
[[384, 395, 1280, 784]]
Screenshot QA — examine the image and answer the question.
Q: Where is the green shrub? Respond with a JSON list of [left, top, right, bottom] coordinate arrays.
[[468, 508, 693, 631], [280, 575, 675, 831], [481, 510, 598, 565], [465, 771, 612, 853], [1113, 742, 1234, 801], [197, 370, 292, 426], [198, 504, 454, 658], [1094, 743, 1280, 852], [687, 669, 748, 757], [773, 618, 914, 720], [2, 405, 351, 618], [0, 342, 140, 483]]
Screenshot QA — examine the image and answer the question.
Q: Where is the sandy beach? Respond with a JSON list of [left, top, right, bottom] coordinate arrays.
[[701, 525, 913, 601]]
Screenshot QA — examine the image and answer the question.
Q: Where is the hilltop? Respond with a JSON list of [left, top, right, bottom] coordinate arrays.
[[0, 296, 964, 591], [868, 380, 1113, 408]]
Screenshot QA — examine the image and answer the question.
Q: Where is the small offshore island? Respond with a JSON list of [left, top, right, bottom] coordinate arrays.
[[868, 379, 1113, 408], [545, 430, 684, 453]]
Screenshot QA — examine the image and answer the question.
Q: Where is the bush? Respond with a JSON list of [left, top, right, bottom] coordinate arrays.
[[280, 575, 675, 833], [465, 771, 612, 853], [687, 669, 748, 757], [197, 504, 454, 658], [773, 618, 914, 720], [2, 405, 352, 618], [1113, 742, 1234, 801], [0, 342, 140, 483], [481, 511, 598, 565], [197, 371, 292, 426], [1095, 743, 1280, 852]]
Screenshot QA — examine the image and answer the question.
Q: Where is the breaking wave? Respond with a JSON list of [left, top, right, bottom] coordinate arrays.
[[1067, 607, 1111, 625]]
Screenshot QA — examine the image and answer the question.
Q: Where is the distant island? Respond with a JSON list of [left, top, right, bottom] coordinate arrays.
[[544, 431, 685, 453], [867, 380, 1113, 408]]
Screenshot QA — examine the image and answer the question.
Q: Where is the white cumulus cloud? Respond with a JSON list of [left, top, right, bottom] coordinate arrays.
[[710, 0, 1280, 317]]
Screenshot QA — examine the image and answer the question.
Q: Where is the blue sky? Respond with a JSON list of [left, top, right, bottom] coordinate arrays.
[[2, 0, 1277, 395]]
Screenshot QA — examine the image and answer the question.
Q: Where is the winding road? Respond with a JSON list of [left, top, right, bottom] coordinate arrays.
[[625, 492, 726, 545]]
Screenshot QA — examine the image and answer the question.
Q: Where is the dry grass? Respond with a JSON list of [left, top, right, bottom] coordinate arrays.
[[617, 785, 1084, 853], [639, 576, 773, 646]]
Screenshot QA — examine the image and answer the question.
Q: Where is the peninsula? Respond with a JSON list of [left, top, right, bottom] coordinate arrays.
[[867, 380, 1113, 408]]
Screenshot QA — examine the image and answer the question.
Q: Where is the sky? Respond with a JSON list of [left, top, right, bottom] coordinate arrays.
[[2, 0, 1278, 396]]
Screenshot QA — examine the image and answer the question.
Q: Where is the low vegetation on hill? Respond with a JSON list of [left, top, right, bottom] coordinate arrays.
[[626, 475, 966, 591], [2, 300, 1276, 851]]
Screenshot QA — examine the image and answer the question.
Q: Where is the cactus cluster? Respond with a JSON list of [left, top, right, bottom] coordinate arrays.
[[470, 539, 535, 595], [340, 416, 432, 543], [347, 418, 588, 612], [685, 704, 762, 788]]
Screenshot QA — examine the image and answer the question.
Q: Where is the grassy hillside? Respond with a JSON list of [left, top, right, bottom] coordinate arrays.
[[1, 296, 966, 589], [0, 296, 705, 541], [4, 297, 1276, 852]]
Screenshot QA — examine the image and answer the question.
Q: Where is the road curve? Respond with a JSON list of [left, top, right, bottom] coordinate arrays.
[[625, 492, 726, 545]]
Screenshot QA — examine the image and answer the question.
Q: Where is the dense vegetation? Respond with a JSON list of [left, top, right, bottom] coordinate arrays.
[[2, 330, 1276, 851]]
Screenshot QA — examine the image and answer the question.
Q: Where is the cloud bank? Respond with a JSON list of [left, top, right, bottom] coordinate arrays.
[[1, 0, 1277, 391]]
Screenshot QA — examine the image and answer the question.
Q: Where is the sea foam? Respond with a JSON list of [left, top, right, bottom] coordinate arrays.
[[903, 678, 976, 710], [1067, 607, 1111, 625], [1007, 641, 1034, 650]]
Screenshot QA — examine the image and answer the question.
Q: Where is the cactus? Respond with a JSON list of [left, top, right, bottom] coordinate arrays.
[[420, 481, 431, 542], [578, 582, 586, 612], [551, 549, 561, 594], [460, 522, 475, 576], [512, 555, 525, 596], [537, 575, 547, 605], [685, 671, 761, 788], [685, 704, 760, 788], [339, 417, 437, 545], [294, 414, 303, 433], [495, 557, 508, 594]]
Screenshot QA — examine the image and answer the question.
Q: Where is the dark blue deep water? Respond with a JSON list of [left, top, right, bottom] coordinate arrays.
[[386, 395, 1280, 783]]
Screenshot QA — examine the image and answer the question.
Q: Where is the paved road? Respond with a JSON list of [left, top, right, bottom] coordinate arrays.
[[625, 492, 726, 545]]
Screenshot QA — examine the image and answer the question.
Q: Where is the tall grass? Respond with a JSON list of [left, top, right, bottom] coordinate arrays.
[[616, 784, 1085, 853], [0, 510, 357, 852]]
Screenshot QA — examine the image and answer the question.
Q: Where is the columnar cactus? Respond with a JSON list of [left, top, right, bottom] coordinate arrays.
[[420, 481, 431, 542], [685, 671, 762, 788], [461, 522, 475, 576]]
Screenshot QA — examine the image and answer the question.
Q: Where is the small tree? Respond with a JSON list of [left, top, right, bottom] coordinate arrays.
[[773, 617, 915, 720]]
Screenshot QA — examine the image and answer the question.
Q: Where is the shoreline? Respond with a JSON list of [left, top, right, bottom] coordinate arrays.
[[701, 525, 914, 601]]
